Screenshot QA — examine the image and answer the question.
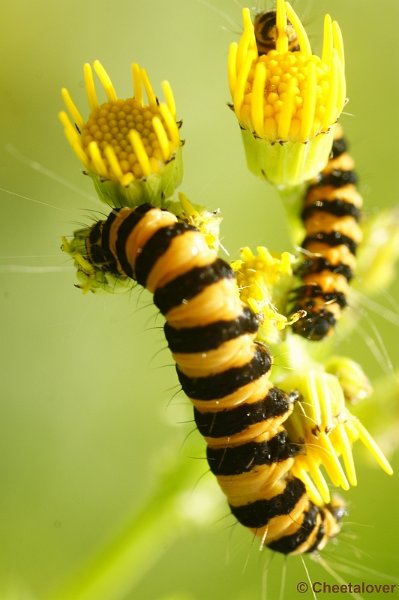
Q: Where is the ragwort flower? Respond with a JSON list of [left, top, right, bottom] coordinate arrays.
[[228, 0, 346, 187], [280, 370, 393, 506], [59, 60, 183, 208], [231, 245, 296, 343]]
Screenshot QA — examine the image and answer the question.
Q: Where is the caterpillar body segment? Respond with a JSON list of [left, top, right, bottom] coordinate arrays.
[[78, 203, 345, 554], [290, 125, 362, 340]]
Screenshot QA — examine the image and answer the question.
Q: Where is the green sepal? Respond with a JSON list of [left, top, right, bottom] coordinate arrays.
[[241, 128, 334, 188], [89, 147, 183, 209]]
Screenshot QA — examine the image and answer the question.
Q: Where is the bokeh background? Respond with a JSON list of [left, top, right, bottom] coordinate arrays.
[[1, 1, 398, 599]]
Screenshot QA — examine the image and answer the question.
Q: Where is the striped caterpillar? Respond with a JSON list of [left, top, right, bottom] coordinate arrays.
[[290, 125, 362, 340], [70, 202, 345, 554]]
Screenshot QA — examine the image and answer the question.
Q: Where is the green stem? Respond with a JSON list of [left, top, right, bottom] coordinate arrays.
[[277, 185, 306, 249], [45, 448, 206, 600]]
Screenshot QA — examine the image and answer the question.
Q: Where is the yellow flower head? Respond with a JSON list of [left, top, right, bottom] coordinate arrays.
[[59, 60, 183, 208], [280, 371, 393, 507], [231, 245, 294, 343], [228, 0, 346, 187]]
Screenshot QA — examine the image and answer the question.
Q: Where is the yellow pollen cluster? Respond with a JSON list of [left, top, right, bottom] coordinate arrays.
[[232, 246, 293, 341], [229, 1, 346, 143], [280, 372, 393, 506], [59, 60, 181, 187]]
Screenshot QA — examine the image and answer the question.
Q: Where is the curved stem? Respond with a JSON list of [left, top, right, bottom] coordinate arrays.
[[45, 446, 209, 600]]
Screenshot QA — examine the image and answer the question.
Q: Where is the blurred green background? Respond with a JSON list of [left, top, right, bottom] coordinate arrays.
[[0, 0, 398, 599]]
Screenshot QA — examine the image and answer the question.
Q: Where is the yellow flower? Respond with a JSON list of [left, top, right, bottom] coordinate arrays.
[[231, 245, 295, 343], [59, 60, 183, 208], [279, 371, 393, 506], [228, 0, 346, 187]]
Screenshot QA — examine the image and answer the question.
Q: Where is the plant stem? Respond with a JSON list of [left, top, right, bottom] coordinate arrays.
[[45, 448, 206, 600]]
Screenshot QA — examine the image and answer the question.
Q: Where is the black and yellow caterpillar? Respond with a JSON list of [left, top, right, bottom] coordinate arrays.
[[74, 203, 345, 554], [254, 8, 299, 54], [290, 125, 362, 340]]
